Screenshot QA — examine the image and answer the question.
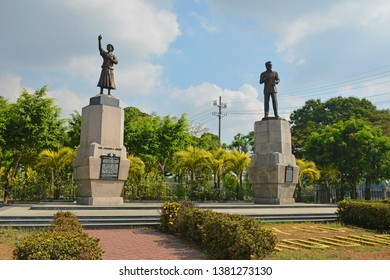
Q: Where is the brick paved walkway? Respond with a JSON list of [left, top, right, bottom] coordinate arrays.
[[86, 229, 203, 260]]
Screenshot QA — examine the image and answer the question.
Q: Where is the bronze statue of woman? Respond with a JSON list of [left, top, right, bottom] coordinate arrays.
[[97, 35, 118, 95]]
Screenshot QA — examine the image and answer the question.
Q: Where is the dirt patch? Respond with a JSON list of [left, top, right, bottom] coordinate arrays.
[[0, 243, 13, 260]]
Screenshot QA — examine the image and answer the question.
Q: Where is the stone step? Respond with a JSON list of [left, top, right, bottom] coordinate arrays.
[[0, 213, 336, 229]]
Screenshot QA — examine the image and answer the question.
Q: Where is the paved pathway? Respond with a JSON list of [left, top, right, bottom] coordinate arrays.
[[86, 229, 203, 260]]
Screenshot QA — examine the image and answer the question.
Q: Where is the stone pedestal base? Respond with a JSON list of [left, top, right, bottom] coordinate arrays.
[[73, 95, 130, 206], [248, 119, 299, 205], [76, 178, 126, 206], [77, 197, 124, 206], [254, 197, 295, 204]]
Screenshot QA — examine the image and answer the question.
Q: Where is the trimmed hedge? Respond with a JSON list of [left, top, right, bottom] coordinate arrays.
[[13, 211, 103, 260], [336, 199, 390, 232], [159, 202, 276, 260]]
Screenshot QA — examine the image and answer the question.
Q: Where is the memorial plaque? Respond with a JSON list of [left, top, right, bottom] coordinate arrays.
[[285, 165, 293, 183], [100, 155, 120, 179]]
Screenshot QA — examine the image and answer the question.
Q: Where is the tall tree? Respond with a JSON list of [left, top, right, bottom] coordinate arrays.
[[37, 147, 76, 199], [204, 148, 227, 189], [318, 164, 340, 203], [173, 146, 210, 187], [305, 118, 389, 200], [1, 87, 65, 203], [124, 107, 192, 178], [290, 96, 389, 157]]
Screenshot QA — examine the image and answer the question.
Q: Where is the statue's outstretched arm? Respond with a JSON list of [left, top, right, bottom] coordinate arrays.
[[98, 34, 103, 53]]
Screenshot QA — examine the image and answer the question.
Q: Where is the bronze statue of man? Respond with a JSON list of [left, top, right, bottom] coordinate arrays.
[[260, 61, 280, 119], [97, 35, 118, 95]]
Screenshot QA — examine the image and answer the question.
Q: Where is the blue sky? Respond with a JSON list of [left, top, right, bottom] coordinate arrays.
[[1, 0, 390, 144]]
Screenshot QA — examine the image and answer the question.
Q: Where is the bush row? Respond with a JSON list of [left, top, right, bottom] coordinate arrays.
[[13, 211, 104, 260], [336, 199, 390, 232], [159, 202, 276, 260]]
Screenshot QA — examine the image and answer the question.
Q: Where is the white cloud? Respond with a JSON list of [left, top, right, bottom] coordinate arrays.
[[48, 88, 87, 118], [0, 73, 23, 102], [64, 0, 180, 57], [116, 62, 164, 96], [276, 0, 390, 64], [64, 55, 101, 83], [168, 83, 263, 143]]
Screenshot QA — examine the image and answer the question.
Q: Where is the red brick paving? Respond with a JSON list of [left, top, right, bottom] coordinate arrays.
[[86, 229, 203, 260]]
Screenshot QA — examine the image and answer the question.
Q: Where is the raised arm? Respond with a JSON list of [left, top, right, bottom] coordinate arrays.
[[98, 34, 103, 53]]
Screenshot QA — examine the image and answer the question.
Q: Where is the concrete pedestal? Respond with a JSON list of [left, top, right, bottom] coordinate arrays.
[[73, 95, 130, 206], [248, 119, 299, 204]]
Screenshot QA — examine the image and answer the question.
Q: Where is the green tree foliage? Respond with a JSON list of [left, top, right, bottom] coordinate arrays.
[[124, 155, 146, 199], [173, 146, 210, 183], [124, 107, 192, 177], [0, 97, 9, 157], [290, 96, 389, 157], [37, 147, 76, 199], [65, 110, 81, 148], [204, 148, 227, 189], [193, 132, 220, 151], [305, 118, 389, 200], [228, 132, 254, 154], [319, 164, 341, 203], [223, 149, 251, 200], [295, 159, 321, 202], [0, 87, 66, 203]]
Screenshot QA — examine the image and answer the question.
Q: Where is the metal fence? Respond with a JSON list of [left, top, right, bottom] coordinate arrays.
[[308, 183, 390, 204]]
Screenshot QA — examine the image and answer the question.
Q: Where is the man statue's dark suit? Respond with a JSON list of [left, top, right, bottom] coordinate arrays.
[[260, 61, 280, 119]]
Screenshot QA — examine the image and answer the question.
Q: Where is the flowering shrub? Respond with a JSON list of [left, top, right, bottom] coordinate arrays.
[[48, 211, 83, 233], [13, 211, 103, 260], [159, 202, 276, 259], [159, 202, 182, 233]]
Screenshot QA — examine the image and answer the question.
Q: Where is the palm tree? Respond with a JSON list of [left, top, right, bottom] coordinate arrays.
[[296, 159, 321, 202], [224, 149, 251, 200], [204, 147, 227, 189], [173, 146, 210, 189], [126, 155, 146, 199], [37, 147, 76, 199]]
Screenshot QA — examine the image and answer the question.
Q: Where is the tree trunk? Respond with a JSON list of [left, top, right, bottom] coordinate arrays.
[[3, 184, 10, 204], [158, 162, 165, 180], [325, 180, 331, 203], [365, 177, 372, 200]]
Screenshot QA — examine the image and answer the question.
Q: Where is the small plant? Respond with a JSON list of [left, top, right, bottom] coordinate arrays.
[[159, 202, 182, 234], [13, 211, 103, 260]]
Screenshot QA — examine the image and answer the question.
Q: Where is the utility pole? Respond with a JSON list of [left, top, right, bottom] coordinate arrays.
[[212, 96, 227, 146], [212, 96, 227, 191]]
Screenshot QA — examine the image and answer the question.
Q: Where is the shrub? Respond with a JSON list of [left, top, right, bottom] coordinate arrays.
[[159, 202, 276, 259], [49, 211, 83, 233], [13, 211, 103, 260], [159, 202, 182, 234], [199, 212, 276, 260], [337, 199, 390, 232], [13, 230, 103, 260]]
